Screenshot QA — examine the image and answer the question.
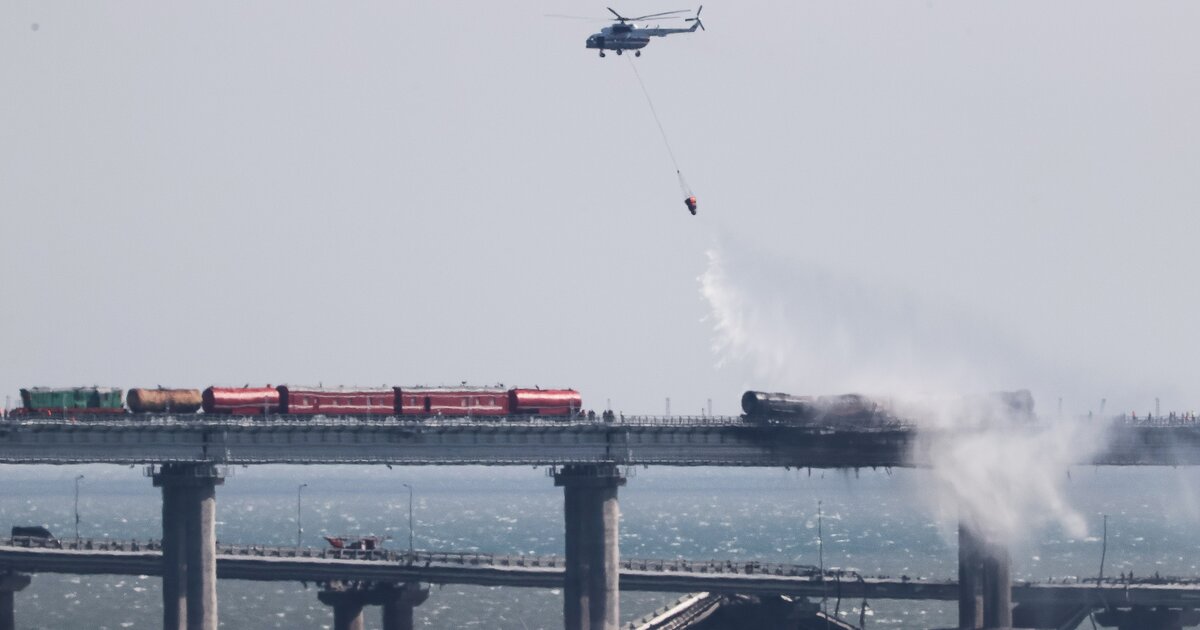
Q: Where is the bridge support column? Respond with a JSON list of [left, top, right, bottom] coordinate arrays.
[[555, 463, 625, 630], [160, 481, 188, 630], [381, 583, 430, 630], [0, 573, 30, 630], [957, 522, 982, 629], [153, 463, 224, 630], [317, 590, 364, 630], [319, 583, 427, 630], [957, 520, 1011, 629], [981, 542, 1011, 629]]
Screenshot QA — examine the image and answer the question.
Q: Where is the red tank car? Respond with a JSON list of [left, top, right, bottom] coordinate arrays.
[[395, 387, 510, 416], [394, 388, 431, 416], [201, 387, 281, 415], [509, 389, 582, 416], [425, 387, 509, 416], [278, 386, 394, 415]]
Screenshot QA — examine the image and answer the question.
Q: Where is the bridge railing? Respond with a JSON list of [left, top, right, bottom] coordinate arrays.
[[0, 537, 825, 577], [8, 537, 1200, 589], [0, 414, 750, 429], [1111, 413, 1200, 426], [4, 536, 163, 552]]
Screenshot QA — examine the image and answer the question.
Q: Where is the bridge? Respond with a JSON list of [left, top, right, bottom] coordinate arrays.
[[0, 415, 1197, 466], [1, 415, 1199, 630], [2, 538, 1199, 624]]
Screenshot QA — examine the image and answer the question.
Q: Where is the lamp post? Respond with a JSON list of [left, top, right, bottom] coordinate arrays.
[[74, 474, 84, 544], [297, 483, 308, 548], [401, 483, 414, 557]]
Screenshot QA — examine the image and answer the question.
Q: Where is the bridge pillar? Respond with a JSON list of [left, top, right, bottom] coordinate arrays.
[[957, 522, 982, 629], [555, 463, 626, 630], [160, 480, 188, 630], [957, 520, 1011, 629], [381, 583, 430, 630], [319, 583, 427, 630], [152, 463, 224, 630], [0, 573, 30, 630], [316, 589, 365, 630], [980, 542, 1011, 629]]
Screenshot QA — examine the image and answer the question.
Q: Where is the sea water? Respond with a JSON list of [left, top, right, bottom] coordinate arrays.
[[0, 464, 1197, 629]]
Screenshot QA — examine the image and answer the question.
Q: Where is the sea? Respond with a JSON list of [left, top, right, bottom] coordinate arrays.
[[0, 464, 1197, 629]]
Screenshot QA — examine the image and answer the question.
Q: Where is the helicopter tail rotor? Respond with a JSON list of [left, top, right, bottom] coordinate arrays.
[[686, 5, 705, 31]]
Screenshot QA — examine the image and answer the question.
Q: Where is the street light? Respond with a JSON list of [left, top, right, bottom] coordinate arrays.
[[73, 474, 84, 544], [401, 483, 414, 556], [296, 483, 308, 548]]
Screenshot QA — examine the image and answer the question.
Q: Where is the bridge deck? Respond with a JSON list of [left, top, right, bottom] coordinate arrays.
[[0, 416, 1197, 466], [1, 539, 1198, 607]]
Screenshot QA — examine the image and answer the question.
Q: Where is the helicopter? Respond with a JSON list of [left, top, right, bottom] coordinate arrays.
[[585, 6, 704, 58]]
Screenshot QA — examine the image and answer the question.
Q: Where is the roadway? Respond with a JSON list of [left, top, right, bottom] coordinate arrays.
[[0, 415, 1197, 467], [2, 538, 1199, 608]]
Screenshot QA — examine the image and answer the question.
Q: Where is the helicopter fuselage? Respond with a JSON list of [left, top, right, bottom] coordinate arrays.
[[585, 21, 700, 55], [586, 25, 651, 52], [580, 7, 703, 57]]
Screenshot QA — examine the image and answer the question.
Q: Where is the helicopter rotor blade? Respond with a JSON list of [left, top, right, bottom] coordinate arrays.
[[545, 14, 607, 21], [607, 7, 628, 21], [630, 9, 690, 20]]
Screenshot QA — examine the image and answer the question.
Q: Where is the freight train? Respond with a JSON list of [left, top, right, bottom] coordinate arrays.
[[7, 385, 582, 418]]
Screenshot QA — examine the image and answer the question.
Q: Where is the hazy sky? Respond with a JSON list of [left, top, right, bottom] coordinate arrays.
[[2, 2, 1198, 416]]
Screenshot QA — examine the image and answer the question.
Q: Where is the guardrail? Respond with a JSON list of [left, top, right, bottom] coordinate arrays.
[[0, 414, 750, 429], [6, 537, 1200, 595], [2, 537, 826, 578], [5, 410, 1200, 428]]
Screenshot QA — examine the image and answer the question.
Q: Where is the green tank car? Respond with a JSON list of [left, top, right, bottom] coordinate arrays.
[[19, 387, 124, 411]]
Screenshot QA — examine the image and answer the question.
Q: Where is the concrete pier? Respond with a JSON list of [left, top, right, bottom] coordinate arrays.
[[957, 523, 982, 629], [555, 463, 626, 630], [0, 573, 30, 630], [980, 543, 1011, 629], [161, 484, 187, 630], [957, 521, 1011, 629], [317, 589, 365, 630], [381, 583, 430, 630], [152, 463, 224, 630], [319, 582, 428, 630]]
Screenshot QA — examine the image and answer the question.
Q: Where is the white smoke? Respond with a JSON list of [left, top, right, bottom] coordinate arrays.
[[699, 242, 1110, 545]]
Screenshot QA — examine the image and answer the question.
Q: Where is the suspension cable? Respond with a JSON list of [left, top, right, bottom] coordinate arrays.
[[627, 56, 682, 175]]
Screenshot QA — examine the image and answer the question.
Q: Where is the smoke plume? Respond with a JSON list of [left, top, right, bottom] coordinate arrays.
[[699, 241, 1109, 545]]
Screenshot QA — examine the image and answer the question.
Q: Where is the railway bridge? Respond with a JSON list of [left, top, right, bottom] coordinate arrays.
[[0, 415, 1197, 630]]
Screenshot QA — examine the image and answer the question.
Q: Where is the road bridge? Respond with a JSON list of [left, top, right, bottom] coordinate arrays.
[[2, 537, 1200, 608]]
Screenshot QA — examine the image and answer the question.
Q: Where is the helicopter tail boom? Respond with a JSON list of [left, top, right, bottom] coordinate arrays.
[[685, 5, 704, 32]]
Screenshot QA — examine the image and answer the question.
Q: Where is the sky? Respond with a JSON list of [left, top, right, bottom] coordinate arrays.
[[2, 1, 1198, 417]]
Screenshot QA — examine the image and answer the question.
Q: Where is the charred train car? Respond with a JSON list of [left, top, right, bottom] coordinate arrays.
[[741, 389, 1035, 426], [741, 391, 897, 426]]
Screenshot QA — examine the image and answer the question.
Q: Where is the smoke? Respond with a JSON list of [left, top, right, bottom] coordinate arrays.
[[699, 241, 1110, 546], [699, 245, 1023, 395]]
